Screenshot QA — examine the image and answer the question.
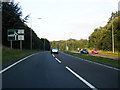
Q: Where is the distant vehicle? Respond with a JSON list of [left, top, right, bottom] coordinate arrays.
[[92, 49, 98, 54], [51, 48, 59, 54], [80, 49, 89, 54]]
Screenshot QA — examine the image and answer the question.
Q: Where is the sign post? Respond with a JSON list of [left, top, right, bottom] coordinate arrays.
[[8, 29, 24, 50], [10, 41, 12, 49], [20, 40, 22, 50]]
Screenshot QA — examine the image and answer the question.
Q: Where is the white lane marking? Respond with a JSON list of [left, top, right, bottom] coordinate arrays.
[[55, 58, 61, 63], [66, 66, 97, 90], [52, 54, 55, 57], [52, 54, 61, 63], [63, 52, 120, 71], [0, 53, 38, 74], [82, 59, 120, 71]]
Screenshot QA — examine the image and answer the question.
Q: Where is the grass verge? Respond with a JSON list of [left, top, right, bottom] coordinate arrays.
[[2, 46, 41, 63], [87, 48, 120, 56], [64, 51, 120, 68], [98, 50, 119, 56]]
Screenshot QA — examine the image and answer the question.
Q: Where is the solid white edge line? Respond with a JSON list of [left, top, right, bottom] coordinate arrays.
[[63, 52, 120, 71], [55, 58, 61, 63], [0, 53, 38, 74], [66, 66, 97, 90]]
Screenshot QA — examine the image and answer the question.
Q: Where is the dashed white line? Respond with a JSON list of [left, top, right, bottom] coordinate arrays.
[[52, 54, 61, 63], [0, 53, 38, 74], [55, 58, 61, 63], [66, 66, 98, 90], [52, 54, 55, 57], [52, 53, 98, 89]]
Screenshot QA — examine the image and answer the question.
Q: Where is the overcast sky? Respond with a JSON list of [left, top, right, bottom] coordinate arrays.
[[14, 0, 119, 41]]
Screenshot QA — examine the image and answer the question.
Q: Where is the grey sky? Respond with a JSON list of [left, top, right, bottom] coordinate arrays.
[[14, 0, 119, 41]]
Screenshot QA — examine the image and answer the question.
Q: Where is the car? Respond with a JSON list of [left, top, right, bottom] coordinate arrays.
[[92, 49, 98, 54], [51, 48, 59, 54], [80, 49, 89, 54]]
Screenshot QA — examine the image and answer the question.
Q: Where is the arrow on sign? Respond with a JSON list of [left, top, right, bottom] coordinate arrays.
[[14, 32, 18, 40]]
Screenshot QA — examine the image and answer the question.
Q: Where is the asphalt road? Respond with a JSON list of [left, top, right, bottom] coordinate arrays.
[[1, 51, 120, 89]]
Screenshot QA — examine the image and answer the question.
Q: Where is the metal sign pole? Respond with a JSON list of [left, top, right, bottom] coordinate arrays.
[[44, 39, 45, 51], [10, 40, 12, 49], [20, 40, 22, 50]]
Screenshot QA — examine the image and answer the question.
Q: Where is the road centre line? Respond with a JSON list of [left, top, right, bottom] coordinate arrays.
[[65, 66, 98, 90], [63, 52, 120, 71], [55, 58, 61, 63], [0, 53, 38, 74], [52, 54, 55, 57], [52, 53, 97, 89], [52, 54, 61, 63]]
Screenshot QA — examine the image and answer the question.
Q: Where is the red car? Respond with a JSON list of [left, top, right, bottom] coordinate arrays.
[[92, 49, 98, 54]]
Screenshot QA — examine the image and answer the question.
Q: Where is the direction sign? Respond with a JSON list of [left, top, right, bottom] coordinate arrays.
[[18, 29, 24, 34], [8, 29, 24, 41], [18, 35, 24, 40]]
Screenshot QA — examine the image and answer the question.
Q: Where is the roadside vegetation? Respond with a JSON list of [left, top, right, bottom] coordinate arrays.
[[64, 51, 120, 68], [2, 46, 40, 63], [98, 51, 119, 56], [86, 48, 120, 56], [2, 2, 50, 50], [51, 11, 120, 55]]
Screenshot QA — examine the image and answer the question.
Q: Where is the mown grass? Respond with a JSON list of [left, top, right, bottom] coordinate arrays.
[[2, 46, 41, 63], [64, 51, 120, 68], [87, 48, 120, 56], [98, 50, 119, 56]]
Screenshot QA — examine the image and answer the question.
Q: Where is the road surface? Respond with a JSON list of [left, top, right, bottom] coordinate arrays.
[[1, 51, 120, 89]]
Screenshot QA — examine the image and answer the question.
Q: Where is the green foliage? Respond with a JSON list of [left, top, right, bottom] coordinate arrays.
[[2, 46, 40, 62], [88, 12, 120, 51], [2, 2, 50, 50], [50, 39, 88, 51], [64, 51, 120, 68]]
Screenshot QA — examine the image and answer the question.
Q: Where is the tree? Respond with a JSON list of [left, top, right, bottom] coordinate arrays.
[[50, 39, 88, 51], [2, 2, 24, 47], [88, 11, 120, 51], [2, 2, 50, 50]]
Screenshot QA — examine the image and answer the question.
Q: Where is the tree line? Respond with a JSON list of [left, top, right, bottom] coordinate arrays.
[[88, 11, 120, 51], [2, 2, 50, 50], [51, 11, 120, 52], [50, 39, 88, 51]]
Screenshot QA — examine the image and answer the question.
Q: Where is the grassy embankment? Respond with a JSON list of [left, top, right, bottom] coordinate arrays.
[[82, 48, 119, 56], [64, 51, 120, 68], [2, 46, 41, 63], [87, 48, 120, 56], [98, 50, 119, 56]]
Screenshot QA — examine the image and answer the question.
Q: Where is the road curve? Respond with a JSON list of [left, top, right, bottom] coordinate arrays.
[[2, 51, 120, 88]]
